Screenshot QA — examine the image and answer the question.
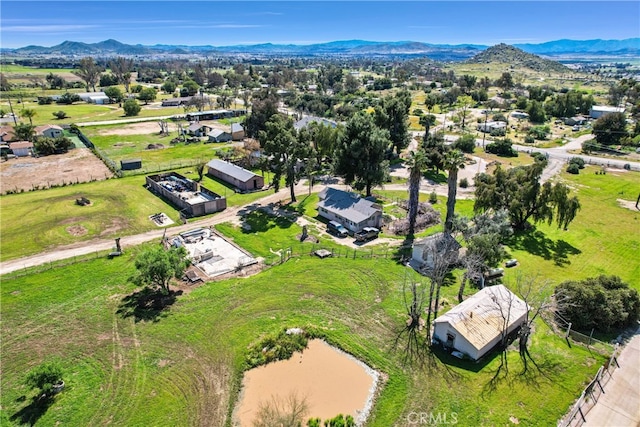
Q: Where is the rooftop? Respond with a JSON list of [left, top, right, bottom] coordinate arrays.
[[318, 187, 381, 224], [207, 159, 258, 183], [434, 285, 528, 352]]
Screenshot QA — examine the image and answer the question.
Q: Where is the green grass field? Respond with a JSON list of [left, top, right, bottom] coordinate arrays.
[[0, 229, 607, 426]]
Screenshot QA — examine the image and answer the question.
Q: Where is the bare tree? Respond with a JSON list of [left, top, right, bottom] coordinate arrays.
[[252, 392, 309, 427], [109, 57, 134, 93], [394, 275, 428, 365], [73, 57, 102, 92], [514, 275, 554, 374]]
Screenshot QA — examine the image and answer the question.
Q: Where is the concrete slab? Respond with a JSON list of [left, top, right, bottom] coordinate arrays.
[[584, 332, 640, 427]]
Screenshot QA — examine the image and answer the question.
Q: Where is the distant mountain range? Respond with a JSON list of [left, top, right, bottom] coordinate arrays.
[[4, 38, 639, 61]]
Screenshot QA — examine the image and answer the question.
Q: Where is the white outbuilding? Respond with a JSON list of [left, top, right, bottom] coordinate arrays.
[[433, 285, 529, 361]]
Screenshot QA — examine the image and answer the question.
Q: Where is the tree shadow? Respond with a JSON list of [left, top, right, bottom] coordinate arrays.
[[11, 393, 55, 426], [423, 170, 447, 184], [507, 228, 581, 266], [238, 206, 296, 234], [116, 287, 182, 323]]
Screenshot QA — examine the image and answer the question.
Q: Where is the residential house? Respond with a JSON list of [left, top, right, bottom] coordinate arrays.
[[317, 187, 383, 233], [231, 123, 245, 141], [208, 129, 232, 143], [433, 285, 529, 361], [564, 116, 588, 126], [35, 125, 64, 139], [207, 159, 264, 192], [161, 96, 193, 107], [186, 123, 214, 137], [294, 116, 338, 131], [0, 126, 16, 143], [8, 141, 34, 157], [411, 232, 461, 271], [589, 105, 625, 119], [477, 121, 507, 133]]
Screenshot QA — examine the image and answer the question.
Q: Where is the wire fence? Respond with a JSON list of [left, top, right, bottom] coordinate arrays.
[[260, 244, 406, 267], [558, 344, 622, 427], [2, 250, 112, 280]]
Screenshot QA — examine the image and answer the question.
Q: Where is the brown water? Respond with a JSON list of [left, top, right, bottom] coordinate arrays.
[[234, 339, 378, 426]]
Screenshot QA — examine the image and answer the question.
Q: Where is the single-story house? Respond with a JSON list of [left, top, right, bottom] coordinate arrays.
[[317, 187, 383, 233], [186, 123, 214, 137], [510, 111, 529, 120], [231, 123, 245, 141], [433, 285, 529, 361], [208, 129, 232, 143], [590, 105, 625, 119], [294, 116, 338, 131], [477, 121, 507, 133], [77, 92, 109, 104], [161, 96, 192, 107], [564, 116, 588, 126], [9, 141, 34, 157], [207, 159, 264, 192], [411, 232, 461, 270], [0, 126, 16, 142], [35, 124, 64, 138]]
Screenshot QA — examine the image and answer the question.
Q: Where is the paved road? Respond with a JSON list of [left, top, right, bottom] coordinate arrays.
[[584, 332, 640, 427]]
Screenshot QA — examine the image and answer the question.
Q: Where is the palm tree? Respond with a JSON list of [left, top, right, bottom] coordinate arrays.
[[21, 108, 37, 126], [444, 149, 466, 233], [406, 150, 428, 237]]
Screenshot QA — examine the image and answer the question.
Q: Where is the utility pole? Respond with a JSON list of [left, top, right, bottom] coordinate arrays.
[[7, 97, 17, 125]]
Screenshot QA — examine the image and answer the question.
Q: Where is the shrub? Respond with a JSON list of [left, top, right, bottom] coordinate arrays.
[[37, 96, 53, 105], [489, 127, 506, 137], [452, 134, 476, 153], [555, 275, 640, 332], [459, 177, 469, 188], [566, 163, 580, 174], [52, 110, 67, 120], [26, 361, 63, 395], [528, 125, 551, 140], [568, 157, 585, 169], [485, 138, 517, 157], [123, 99, 141, 116], [56, 93, 80, 105], [429, 190, 438, 204], [524, 135, 535, 144]]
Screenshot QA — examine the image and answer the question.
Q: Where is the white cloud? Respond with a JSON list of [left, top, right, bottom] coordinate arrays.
[[3, 24, 98, 33]]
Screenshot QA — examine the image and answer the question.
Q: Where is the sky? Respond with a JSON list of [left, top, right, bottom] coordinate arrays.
[[1, 1, 639, 49]]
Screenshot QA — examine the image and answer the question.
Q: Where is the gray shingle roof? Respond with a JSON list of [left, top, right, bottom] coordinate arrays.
[[231, 123, 244, 133], [207, 159, 258, 183], [317, 187, 381, 224]]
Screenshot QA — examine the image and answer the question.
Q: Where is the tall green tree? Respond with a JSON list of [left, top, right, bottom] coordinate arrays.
[[108, 57, 133, 93], [474, 159, 580, 230], [333, 112, 390, 197], [406, 150, 429, 236], [138, 87, 157, 104], [134, 245, 189, 295], [73, 57, 102, 92], [21, 108, 37, 126], [443, 149, 466, 233], [259, 115, 311, 202], [245, 89, 279, 138], [592, 112, 628, 146], [104, 86, 124, 103], [13, 123, 35, 141], [375, 90, 411, 154]]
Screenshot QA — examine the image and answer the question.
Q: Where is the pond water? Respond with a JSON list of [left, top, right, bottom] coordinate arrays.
[[234, 339, 379, 426]]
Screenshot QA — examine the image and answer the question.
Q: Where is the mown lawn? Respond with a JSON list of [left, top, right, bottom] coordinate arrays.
[[502, 166, 640, 291]]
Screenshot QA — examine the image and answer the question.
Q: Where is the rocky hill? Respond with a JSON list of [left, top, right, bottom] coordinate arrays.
[[466, 43, 570, 73]]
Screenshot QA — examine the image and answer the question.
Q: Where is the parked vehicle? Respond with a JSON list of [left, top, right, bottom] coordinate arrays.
[[327, 220, 348, 238], [354, 227, 379, 242]]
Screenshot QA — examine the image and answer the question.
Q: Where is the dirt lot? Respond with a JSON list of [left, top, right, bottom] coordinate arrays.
[[96, 120, 230, 136], [0, 148, 113, 194]]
